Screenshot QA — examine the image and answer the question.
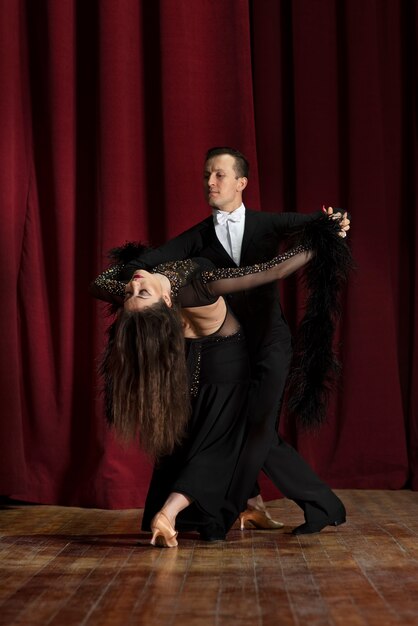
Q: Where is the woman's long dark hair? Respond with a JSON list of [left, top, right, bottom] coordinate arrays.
[[101, 300, 190, 458]]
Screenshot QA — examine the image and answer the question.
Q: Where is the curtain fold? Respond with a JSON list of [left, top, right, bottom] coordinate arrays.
[[0, 0, 416, 508], [0, 0, 31, 492]]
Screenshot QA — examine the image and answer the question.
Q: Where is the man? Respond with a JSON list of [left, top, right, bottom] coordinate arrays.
[[121, 147, 350, 535]]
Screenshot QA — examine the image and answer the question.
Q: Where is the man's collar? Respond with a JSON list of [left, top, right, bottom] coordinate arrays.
[[212, 203, 246, 223]]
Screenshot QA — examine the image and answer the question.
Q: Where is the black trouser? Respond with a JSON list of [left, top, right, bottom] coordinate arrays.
[[221, 324, 345, 531]]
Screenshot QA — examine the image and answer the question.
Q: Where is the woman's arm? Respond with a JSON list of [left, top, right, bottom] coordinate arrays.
[[201, 245, 312, 296], [91, 245, 312, 304], [200, 211, 350, 298], [90, 263, 126, 305]]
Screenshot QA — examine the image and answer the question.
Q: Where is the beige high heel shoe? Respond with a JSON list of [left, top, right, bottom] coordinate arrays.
[[150, 511, 178, 548], [239, 508, 284, 530]]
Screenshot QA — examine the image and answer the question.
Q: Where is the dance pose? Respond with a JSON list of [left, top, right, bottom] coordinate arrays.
[[114, 147, 351, 536]]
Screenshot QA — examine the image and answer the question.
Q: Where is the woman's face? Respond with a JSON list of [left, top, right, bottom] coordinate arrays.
[[124, 270, 167, 312]]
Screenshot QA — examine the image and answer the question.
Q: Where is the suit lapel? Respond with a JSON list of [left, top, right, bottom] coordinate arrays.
[[200, 209, 263, 267], [240, 209, 260, 264], [200, 217, 238, 266]]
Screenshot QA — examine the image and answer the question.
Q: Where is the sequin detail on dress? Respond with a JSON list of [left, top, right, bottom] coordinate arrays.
[[153, 259, 200, 299], [93, 259, 200, 300], [187, 332, 244, 398], [200, 245, 308, 283], [189, 345, 202, 398], [94, 263, 126, 297]]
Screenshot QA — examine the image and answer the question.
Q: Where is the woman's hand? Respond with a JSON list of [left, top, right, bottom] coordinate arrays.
[[323, 205, 351, 238]]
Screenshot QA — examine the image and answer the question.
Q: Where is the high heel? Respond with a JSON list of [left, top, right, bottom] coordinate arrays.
[[150, 511, 178, 548], [239, 508, 284, 530]]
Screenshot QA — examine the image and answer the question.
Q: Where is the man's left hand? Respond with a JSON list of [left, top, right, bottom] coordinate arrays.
[[324, 206, 351, 238]]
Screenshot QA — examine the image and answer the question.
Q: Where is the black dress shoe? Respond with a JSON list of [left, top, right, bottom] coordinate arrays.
[[292, 517, 346, 535]]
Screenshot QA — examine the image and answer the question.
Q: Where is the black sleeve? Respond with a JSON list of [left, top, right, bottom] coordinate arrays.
[[119, 226, 204, 280], [90, 263, 126, 304], [269, 210, 323, 235]]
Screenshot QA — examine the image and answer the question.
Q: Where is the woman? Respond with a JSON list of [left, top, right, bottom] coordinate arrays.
[[93, 245, 313, 547]]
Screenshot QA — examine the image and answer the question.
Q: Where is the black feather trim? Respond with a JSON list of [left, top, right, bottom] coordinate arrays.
[[285, 215, 354, 429], [107, 241, 152, 264]]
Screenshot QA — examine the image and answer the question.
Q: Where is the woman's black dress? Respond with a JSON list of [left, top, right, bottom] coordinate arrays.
[[137, 258, 247, 535], [93, 248, 312, 537]]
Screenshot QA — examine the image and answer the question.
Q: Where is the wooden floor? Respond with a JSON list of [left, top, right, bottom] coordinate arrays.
[[1, 490, 418, 625]]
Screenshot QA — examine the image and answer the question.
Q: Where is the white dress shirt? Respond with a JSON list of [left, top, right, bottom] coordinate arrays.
[[212, 203, 246, 265]]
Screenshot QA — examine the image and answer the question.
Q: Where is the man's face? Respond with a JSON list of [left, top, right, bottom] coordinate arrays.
[[203, 154, 247, 213]]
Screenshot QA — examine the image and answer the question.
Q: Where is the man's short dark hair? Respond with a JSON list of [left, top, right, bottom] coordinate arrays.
[[205, 147, 250, 179]]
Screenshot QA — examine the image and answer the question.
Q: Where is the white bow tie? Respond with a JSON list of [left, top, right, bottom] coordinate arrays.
[[215, 211, 243, 226]]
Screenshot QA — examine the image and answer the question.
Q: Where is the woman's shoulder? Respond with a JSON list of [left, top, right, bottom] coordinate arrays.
[[153, 259, 214, 298]]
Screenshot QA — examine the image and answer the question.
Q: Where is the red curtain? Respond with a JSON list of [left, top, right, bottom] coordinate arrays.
[[0, 0, 416, 508]]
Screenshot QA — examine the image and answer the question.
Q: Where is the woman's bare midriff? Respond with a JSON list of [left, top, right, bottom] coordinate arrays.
[[181, 298, 231, 338]]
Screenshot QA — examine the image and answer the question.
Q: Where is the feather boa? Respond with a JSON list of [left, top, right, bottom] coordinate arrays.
[[107, 241, 152, 264], [285, 215, 354, 428]]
